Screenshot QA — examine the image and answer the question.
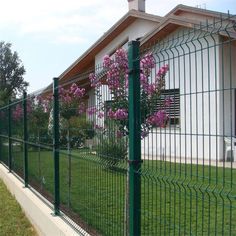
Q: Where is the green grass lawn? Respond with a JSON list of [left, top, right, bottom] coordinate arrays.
[[0, 141, 236, 236], [0, 179, 37, 236]]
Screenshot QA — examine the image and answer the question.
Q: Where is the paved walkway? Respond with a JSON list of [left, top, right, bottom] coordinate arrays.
[[142, 155, 236, 169]]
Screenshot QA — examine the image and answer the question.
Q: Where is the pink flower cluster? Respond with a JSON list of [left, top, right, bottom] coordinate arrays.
[[59, 83, 85, 103], [87, 106, 97, 116], [103, 55, 112, 68], [90, 48, 129, 93], [58, 83, 86, 117], [89, 73, 101, 88], [13, 104, 23, 121], [157, 64, 169, 78], [12, 101, 33, 121], [140, 53, 155, 75], [114, 48, 128, 69], [107, 63, 123, 91], [164, 96, 173, 107], [35, 95, 51, 113], [140, 57, 169, 96], [87, 106, 104, 119], [107, 108, 128, 120], [139, 53, 170, 97], [146, 110, 169, 128], [89, 47, 171, 139]]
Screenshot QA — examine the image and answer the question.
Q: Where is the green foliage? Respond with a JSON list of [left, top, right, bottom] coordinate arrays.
[[60, 116, 95, 148], [0, 41, 28, 104], [29, 108, 48, 133], [60, 105, 77, 120], [96, 129, 128, 169], [69, 116, 95, 139]]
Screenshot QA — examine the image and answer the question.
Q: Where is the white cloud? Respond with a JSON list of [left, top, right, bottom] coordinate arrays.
[[0, 0, 127, 44], [1, 0, 234, 93], [0, 0, 234, 46]]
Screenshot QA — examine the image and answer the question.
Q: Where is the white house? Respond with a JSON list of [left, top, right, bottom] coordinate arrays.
[[58, 1, 236, 163], [139, 6, 236, 163]]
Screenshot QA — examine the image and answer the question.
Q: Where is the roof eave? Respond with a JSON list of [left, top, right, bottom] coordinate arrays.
[[59, 10, 162, 81]]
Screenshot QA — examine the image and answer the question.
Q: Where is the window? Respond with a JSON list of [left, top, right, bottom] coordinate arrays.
[[104, 89, 180, 128], [156, 89, 180, 128]]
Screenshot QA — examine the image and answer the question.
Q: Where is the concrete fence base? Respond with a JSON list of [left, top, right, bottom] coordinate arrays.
[[0, 164, 87, 236]]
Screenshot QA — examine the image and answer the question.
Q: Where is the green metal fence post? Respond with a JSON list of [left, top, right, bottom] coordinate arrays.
[[8, 100, 12, 172], [128, 40, 141, 236], [53, 77, 60, 215], [23, 91, 28, 187]]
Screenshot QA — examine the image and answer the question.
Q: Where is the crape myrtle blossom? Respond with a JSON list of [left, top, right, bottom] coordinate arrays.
[[107, 108, 128, 120], [140, 53, 155, 75], [89, 48, 170, 138], [164, 96, 173, 107], [103, 55, 112, 68], [13, 104, 23, 121], [59, 83, 85, 103], [48, 83, 87, 133], [36, 95, 51, 113], [89, 73, 101, 88], [87, 106, 97, 116], [146, 110, 169, 128], [12, 95, 51, 127], [58, 83, 86, 120]]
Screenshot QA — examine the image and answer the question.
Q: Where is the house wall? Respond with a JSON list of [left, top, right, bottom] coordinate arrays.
[[142, 27, 236, 161], [90, 22, 235, 161], [217, 39, 236, 158], [95, 18, 159, 65], [175, 11, 215, 24], [88, 17, 159, 125]]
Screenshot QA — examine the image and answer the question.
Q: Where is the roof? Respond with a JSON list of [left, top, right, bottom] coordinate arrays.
[[49, 4, 235, 93], [58, 9, 162, 83], [141, 5, 236, 47], [167, 4, 232, 18]]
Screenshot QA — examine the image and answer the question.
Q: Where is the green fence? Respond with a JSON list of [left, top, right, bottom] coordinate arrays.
[[0, 15, 236, 236]]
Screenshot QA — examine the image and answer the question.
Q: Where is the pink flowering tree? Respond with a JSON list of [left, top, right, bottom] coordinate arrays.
[[48, 83, 94, 147], [56, 83, 87, 207], [28, 95, 51, 142], [58, 83, 86, 121], [89, 48, 171, 139], [11, 95, 51, 143], [53, 83, 87, 146]]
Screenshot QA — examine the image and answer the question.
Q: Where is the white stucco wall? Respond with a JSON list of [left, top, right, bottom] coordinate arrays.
[[95, 18, 159, 65], [90, 22, 236, 162], [142, 27, 236, 161], [88, 17, 159, 125]]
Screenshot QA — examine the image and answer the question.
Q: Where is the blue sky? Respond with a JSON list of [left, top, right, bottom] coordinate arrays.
[[0, 0, 235, 93]]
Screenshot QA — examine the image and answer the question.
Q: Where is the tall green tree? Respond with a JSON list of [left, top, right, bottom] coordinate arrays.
[[0, 41, 28, 105]]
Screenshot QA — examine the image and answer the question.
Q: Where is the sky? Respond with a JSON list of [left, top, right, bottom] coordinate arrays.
[[0, 0, 235, 93]]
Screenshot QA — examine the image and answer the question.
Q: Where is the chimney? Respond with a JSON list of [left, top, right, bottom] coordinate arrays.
[[128, 0, 146, 12]]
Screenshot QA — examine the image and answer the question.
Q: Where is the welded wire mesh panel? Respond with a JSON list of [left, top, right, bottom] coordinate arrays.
[[11, 99, 24, 178], [139, 16, 236, 235], [57, 59, 128, 235], [27, 92, 54, 202], [0, 108, 8, 165], [0, 13, 235, 236]]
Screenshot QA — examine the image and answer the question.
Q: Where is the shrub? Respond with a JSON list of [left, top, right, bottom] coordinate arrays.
[[59, 116, 96, 148], [96, 130, 127, 169]]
